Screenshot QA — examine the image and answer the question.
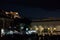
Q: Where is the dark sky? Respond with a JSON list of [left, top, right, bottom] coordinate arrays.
[[0, 0, 60, 19]]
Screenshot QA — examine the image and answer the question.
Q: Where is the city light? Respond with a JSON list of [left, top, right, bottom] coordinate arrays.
[[1, 29, 5, 35], [26, 28, 29, 31], [1, 29, 5, 34], [34, 25, 38, 30], [16, 12, 18, 14], [26, 30, 37, 34], [48, 28, 50, 30], [14, 30, 19, 34], [5, 12, 8, 14], [35, 27, 38, 30], [8, 30, 13, 34], [39, 25, 44, 31], [41, 27, 44, 31], [21, 27, 24, 29], [53, 28, 56, 30]]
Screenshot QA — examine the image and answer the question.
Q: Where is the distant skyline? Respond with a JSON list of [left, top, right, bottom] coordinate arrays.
[[0, 5, 59, 18], [0, 0, 60, 19]]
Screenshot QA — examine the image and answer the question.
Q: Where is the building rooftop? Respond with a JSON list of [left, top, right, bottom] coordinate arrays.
[[32, 17, 60, 22], [5, 11, 21, 18]]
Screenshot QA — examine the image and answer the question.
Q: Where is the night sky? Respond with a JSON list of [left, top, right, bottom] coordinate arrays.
[[0, 0, 60, 19]]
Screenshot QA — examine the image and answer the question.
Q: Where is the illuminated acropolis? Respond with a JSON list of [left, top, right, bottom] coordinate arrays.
[[30, 18, 60, 35]]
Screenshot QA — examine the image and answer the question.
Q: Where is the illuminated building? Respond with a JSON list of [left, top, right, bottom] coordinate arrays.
[[5, 11, 21, 18], [0, 10, 12, 29], [30, 18, 60, 35], [0, 10, 21, 29]]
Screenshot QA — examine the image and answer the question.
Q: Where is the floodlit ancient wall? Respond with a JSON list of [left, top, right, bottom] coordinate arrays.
[[31, 21, 60, 35]]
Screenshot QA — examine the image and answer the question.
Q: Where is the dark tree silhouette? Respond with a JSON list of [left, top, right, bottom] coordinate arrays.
[[0, 9, 10, 18], [14, 17, 32, 31], [22, 17, 31, 25], [14, 17, 31, 26]]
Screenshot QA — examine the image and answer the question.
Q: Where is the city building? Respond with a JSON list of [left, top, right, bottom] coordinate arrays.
[[0, 10, 21, 29], [5, 11, 21, 18], [30, 18, 60, 35]]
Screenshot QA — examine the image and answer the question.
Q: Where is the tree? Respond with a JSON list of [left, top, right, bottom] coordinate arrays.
[[21, 17, 31, 31], [14, 17, 32, 31]]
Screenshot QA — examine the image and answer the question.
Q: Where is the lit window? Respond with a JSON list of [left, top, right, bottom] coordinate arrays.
[[14, 30, 18, 34], [26, 32, 29, 34]]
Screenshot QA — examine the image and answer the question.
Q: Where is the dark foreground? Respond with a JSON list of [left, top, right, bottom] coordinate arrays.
[[1, 34, 60, 40]]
